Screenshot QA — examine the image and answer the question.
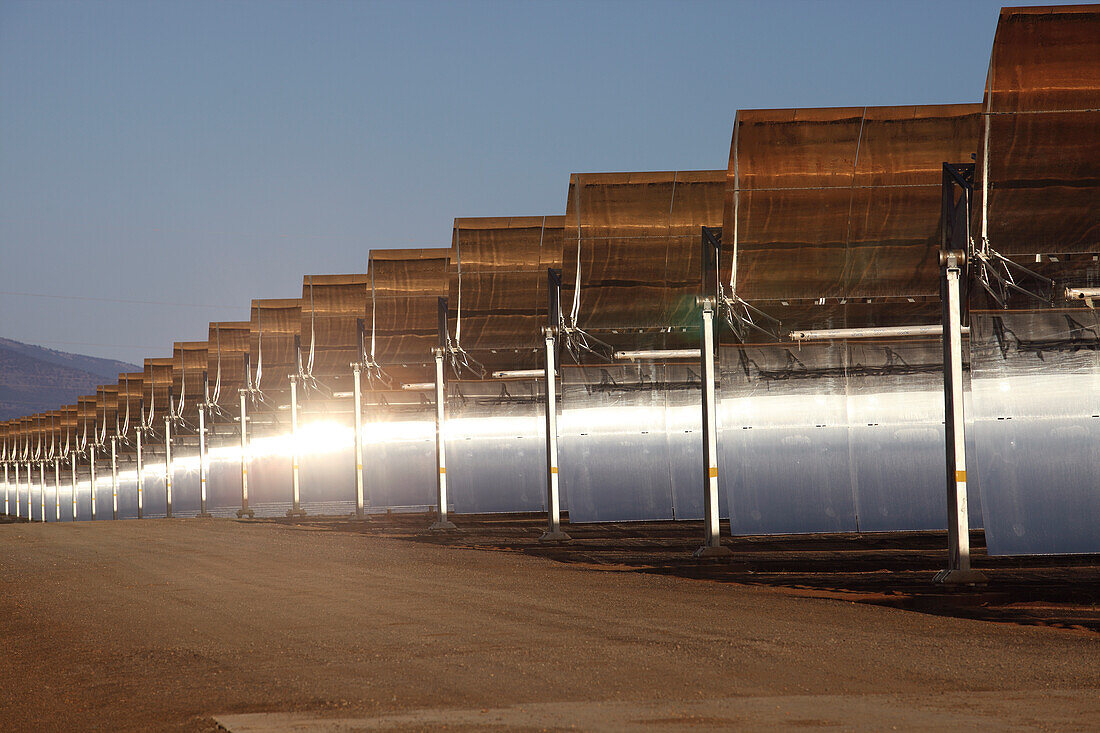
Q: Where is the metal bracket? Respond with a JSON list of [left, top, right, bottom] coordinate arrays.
[[549, 262, 614, 363], [702, 226, 782, 342], [438, 296, 486, 379], [561, 325, 615, 363], [942, 162, 1053, 309]]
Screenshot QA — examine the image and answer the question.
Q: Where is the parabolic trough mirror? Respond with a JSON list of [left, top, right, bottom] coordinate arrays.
[[559, 170, 725, 523], [718, 103, 984, 536], [443, 216, 563, 514], [967, 4, 1100, 555], [362, 248, 450, 512]]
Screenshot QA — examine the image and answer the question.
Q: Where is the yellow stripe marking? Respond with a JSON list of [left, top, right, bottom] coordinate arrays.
[[708, 467, 719, 478], [955, 470, 967, 483], [550, 467, 559, 474], [439, 467, 446, 474]]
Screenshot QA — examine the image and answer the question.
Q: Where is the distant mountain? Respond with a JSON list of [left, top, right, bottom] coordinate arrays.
[[0, 338, 140, 421]]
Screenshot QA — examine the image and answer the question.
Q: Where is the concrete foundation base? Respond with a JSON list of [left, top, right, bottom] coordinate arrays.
[[933, 568, 989, 585], [693, 544, 733, 559]]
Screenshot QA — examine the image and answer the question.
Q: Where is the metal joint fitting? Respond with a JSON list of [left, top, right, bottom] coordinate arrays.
[[939, 249, 967, 268]]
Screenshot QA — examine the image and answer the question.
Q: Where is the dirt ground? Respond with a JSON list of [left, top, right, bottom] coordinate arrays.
[[0, 517, 1097, 732], [349, 512, 1100, 632]]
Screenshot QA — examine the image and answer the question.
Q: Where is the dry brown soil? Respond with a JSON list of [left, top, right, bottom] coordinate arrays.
[[0, 517, 1097, 731]]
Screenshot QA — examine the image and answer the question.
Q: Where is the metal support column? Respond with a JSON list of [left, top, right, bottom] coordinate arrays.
[[236, 390, 254, 518], [14, 462, 19, 519], [286, 375, 306, 517], [89, 446, 97, 520], [26, 460, 32, 519], [54, 457, 61, 521], [3, 462, 8, 516], [351, 362, 366, 518], [135, 429, 144, 519], [197, 405, 212, 517], [70, 453, 77, 520], [694, 300, 729, 557], [428, 348, 456, 531], [539, 327, 569, 542], [935, 254, 986, 584], [164, 416, 173, 518], [39, 461, 46, 522], [110, 437, 119, 520]]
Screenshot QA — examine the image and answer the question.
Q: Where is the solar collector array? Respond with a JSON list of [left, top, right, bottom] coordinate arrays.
[[718, 103, 984, 536], [444, 217, 564, 514], [362, 248, 450, 511], [967, 4, 1100, 555], [2, 4, 1097, 557], [204, 322, 251, 514], [559, 171, 724, 523], [114, 373, 144, 519]]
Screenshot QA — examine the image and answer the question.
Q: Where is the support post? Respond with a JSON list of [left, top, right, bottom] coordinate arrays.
[[164, 416, 173, 518], [696, 230, 731, 558], [54, 458, 61, 521], [197, 405, 212, 517], [111, 437, 119, 520], [351, 362, 366, 518], [14, 461, 19, 519], [286, 375, 306, 517], [694, 300, 729, 557], [935, 254, 986, 584], [39, 461, 46, 522], [3, 462, 8, 516], [89, 445, 97, 520], [26, 460, 32, 519], [136, 429, 144, 519], [236, 390, 254, 518], [428, 348, 456, 531], [70, 453, 77, 521], [539, 327, 570, 542]]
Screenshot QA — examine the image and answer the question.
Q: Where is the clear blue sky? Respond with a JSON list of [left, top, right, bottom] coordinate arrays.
[[0, 0, 1063, 363]]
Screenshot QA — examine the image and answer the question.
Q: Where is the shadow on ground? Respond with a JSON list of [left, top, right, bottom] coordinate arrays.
[[270, 511, 1099, 634]]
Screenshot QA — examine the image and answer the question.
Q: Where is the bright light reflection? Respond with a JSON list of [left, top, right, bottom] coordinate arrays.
[[247, 420, 355, 460], [561, 405, 667, 434], [445, 416, 540, 440]]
